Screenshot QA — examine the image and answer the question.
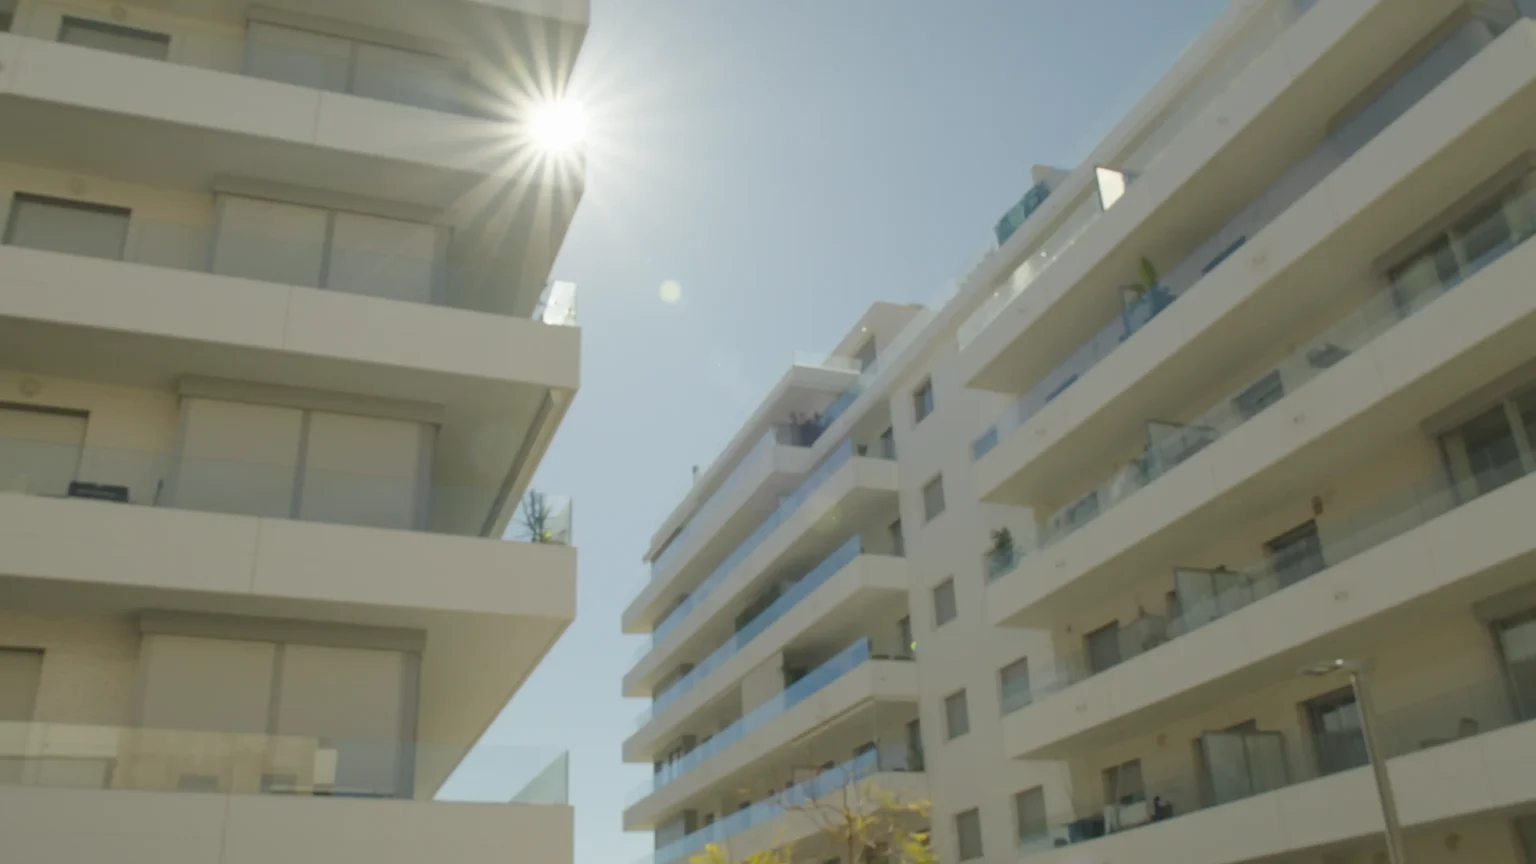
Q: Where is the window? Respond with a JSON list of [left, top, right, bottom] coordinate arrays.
[[1233, 370, 1284, 420], [888, 518, 905, 557], [0, 405, 88, 498], [0, 648, 43, 723], [1266, 521, 1325, 588], [1390, 170, 1536, 313], [1440, 388, 1536, 497], [1059, 490, 1099, 530], [931, 578, 957, 628], [896, 617, 914, 658], [905, 719, 924, 770], [4, 194, 130, 261], [1305, 687, 1368, 776], [138, 633, 414, 797], [954, 808, 983, 861], [58, 16, 171, 60], [0, 0, 15, 32], [912, 378, 935, 424], [1013, 786, 1047, 846], [1102, 758, 1144, 805], [1496, 609, 1536, 720], [1517, 814, 1536, 864], [999, 657, 1031, 714], [211, 195, 444, 303], [1084, 621, 1122, 674], [922, 475, 946, 522], [171, 398, 430, 531], [944, 689, 970, 739], [243, 23, 476, 116]]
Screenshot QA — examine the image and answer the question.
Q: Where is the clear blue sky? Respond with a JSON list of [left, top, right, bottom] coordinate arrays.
[[481, 3, 1230, 863]]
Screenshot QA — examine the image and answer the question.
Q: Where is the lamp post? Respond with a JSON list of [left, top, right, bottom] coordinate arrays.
[[1299, 659, 1406, 864]]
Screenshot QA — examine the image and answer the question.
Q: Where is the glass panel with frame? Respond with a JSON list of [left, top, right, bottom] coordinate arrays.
[[1496, 609, 1536, 722], [1306, 687, 1368, 777], [1084, 622, 1122, 674], [1440, 387, 1536, 498], [58, 15, 171, 60], [4, 194, 130, 260]]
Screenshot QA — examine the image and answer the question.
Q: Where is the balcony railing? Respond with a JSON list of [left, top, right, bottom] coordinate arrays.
[[1022, 674, 1532, 854], [635, 536, 881, 733], [0, 436, 572, 542], [7, 8, 536, 122], [972, 4, 1515, 460], [990, 166, 1536, 584], [0, 217, 576, 325], [642, 741, 923, 864], [630, 638, 910, 804], [0, 721, 569, 805], [956, 0, 1320, 351], [640, 437, 894, 657], [1005, 452, 1535, 712]]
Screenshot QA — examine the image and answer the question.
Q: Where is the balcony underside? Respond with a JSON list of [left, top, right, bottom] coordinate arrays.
[[0, 785, 574, 864], [0, 492, 574, 760]]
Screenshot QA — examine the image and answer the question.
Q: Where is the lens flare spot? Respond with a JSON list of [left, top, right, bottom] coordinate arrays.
[[659, 280, 683, 304]]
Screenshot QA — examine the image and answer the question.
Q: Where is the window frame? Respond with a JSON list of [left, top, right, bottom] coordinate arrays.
[[921, 474, 946, 523], [1013, 786, 1048, 845], [1102, 758, 1145, 806], [999, 656, 1032, 714], [57, 15, 172, 61], [931, 577, 957, 628], [943, 688, 970, 740], [912, 377, 935, 424], [954, 807, 983, 861], [1084, 620, 1122, 674], [4, 193, 132, 261]]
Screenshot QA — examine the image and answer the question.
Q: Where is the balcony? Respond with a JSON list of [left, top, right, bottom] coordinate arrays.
[[626, 539, 906, 759], [986, 158, 1536, 625], [0, 430, 573, 541], [642, 742, 924, 864], [1018, 675, 1536, 864], [0, 35, 582, 236], [0, 721, 572, 864], [633, 537, 889, 726], [956, 0, 1323, 355], [958, 0, 1502, 400], [1002, 448, 1536, 753], [646, 424, 819, 584], [972, 1, 1521, 469], [624, 639, 919, 826], [631, 437, 898, 670]]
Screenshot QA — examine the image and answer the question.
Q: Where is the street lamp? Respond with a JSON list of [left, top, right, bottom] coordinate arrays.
[[1299, 659, 1406, 864]]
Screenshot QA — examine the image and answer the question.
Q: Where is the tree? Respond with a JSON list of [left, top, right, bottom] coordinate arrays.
[[515, 489, 565, 544], [783, 777, 933, 864], [689, 765, 934, 864]]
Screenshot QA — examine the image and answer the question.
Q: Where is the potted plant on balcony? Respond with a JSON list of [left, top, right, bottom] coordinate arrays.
[[988, 527, 1015, 576]]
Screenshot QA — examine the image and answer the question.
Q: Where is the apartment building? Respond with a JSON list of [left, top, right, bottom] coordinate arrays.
[[0, 0, 585, 861], [624, 1, 1536, 863]]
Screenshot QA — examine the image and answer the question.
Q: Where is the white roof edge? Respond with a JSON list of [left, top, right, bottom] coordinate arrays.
[[643, 364, 854, 560], [471, 0, 589, 27]]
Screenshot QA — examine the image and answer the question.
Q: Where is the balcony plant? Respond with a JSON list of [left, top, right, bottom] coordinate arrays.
[[988, 527, 1015, 575]]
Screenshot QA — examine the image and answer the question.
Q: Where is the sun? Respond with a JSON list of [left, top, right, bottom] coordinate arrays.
[[528, 99, 589, 154]]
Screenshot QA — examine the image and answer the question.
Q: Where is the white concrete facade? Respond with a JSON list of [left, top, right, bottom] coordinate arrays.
[[623, 2, 1536, 864], [0, 0, 585, 860]]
